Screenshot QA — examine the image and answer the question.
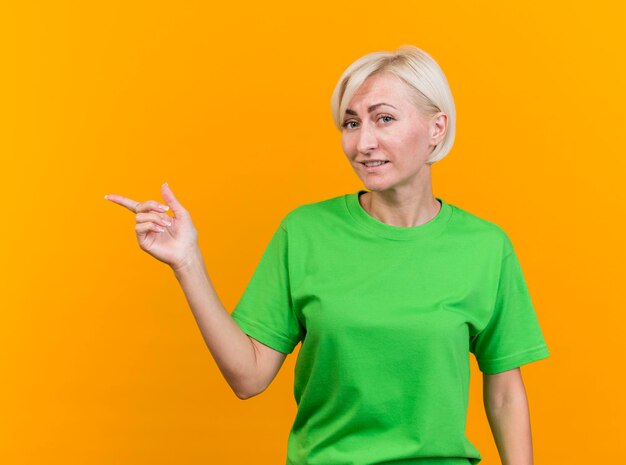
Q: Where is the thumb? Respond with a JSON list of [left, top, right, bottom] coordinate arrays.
[[160, 182, 186, 217]]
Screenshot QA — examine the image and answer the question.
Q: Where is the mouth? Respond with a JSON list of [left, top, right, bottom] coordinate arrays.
[[361, 160, 390, 171]]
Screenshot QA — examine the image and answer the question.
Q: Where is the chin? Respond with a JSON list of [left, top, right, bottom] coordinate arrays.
[[362, 180, 392, 192]]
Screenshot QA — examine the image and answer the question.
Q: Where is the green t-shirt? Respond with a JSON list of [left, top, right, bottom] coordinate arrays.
[[231, 189, 550, 465]]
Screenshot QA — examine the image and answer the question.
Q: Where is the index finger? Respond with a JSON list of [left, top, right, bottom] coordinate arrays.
[[103, 194, 142, 213]]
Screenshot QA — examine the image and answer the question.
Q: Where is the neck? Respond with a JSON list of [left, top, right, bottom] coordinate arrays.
[[360, 188, 441, 228]]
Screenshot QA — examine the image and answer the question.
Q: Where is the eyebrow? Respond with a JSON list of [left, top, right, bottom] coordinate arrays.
[[345, 102, 398, 115]]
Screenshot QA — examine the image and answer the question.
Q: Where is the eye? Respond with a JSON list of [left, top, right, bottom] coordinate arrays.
[[342, 114, 394, 130]]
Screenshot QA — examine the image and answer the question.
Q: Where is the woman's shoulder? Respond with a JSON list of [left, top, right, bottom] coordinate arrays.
[[280, 192, 348, 227], [445, 200, 513, 250]]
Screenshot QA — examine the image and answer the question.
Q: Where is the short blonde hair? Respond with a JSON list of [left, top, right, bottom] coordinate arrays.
[[330, 45, 456, 164]]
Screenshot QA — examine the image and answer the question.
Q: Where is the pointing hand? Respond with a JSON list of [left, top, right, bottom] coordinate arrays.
[[104, 183, 200, 272]]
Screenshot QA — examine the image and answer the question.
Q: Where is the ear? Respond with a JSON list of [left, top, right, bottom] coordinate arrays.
[[430, 112, 448, 146]]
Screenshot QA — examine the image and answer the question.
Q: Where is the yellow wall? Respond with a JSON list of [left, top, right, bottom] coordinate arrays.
[[1, 1, 624, 463]]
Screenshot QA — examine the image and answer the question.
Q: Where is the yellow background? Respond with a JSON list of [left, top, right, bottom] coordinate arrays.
[[2, 0, 624, 463]]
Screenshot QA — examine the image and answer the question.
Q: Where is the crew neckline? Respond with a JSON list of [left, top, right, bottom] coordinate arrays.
[[344, 189, 453, 240]]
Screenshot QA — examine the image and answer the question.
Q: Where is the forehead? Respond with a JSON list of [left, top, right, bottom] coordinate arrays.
[[349, 72, 411, 104]]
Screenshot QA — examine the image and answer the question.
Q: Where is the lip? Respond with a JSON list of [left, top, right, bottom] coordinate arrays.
[[361, 161, 390, 173]]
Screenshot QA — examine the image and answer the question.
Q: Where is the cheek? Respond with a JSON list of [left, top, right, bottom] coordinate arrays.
[[395, 127, 428, 157], [341, 135, 353, 155]]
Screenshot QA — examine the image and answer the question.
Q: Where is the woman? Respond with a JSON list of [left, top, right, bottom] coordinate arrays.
[[105, 45, 550, 465]]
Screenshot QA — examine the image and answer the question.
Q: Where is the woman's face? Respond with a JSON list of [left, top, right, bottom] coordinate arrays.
[[341, 71, 447, 193]]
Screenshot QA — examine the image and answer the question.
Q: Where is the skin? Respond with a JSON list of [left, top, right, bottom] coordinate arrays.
[[484, 368, 535, 465], [342, 71, 535, 464]]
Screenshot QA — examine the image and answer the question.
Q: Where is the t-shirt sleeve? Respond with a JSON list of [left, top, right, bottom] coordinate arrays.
[[230, 216, 305, 355], [470, 238, 550, 374]]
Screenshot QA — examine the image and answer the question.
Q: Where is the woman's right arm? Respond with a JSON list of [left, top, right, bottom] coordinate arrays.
[[105, 182, 286, 400], [172, 250, 287, 399]]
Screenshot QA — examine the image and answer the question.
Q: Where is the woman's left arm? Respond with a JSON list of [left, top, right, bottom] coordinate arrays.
[[483, 368, 534, 465]]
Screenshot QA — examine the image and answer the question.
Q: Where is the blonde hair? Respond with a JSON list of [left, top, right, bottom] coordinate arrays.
[[330, 45, 456, 164]]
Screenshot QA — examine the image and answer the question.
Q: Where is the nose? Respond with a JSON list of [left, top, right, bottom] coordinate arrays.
[[356, 121, 378, 154]]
